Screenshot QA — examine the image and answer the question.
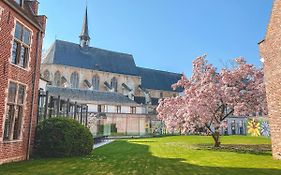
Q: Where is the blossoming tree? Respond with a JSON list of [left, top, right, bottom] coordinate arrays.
[[157, 55, 267, 147]]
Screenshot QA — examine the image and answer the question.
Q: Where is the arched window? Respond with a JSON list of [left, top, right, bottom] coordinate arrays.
[[54, 71, 61, 86], [92, 75, 100, 90], [70, 72, 79, 88], [43, 70, 50, 80], [111, 77, 118, 92]]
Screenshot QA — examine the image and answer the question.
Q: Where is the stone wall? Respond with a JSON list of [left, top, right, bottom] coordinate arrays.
[[41, 64, 178, 99], [41, 64, 141, 94]]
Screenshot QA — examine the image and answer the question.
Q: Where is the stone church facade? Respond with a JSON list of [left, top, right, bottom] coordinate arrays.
[[0, 0, 46, 164], [40, 7, 182, 136], [259, 0, 281, 160]]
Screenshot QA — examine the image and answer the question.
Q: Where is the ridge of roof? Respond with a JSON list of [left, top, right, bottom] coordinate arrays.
[[55, 39, 134, 57], [137, 66, 182, 76]]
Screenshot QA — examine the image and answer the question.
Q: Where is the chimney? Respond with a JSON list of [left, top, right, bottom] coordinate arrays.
[[25, 0, 39, 15]]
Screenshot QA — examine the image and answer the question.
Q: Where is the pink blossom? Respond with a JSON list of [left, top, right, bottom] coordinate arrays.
[[157, 55, 267, 146]]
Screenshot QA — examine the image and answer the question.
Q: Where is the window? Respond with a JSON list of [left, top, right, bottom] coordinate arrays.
[[11, 22, 31, 68], [130, 107, 136, 114], [43, 70, 50, 80], [70, 72, 79, 88], [231, 120, 236, 135], [92, 75, 100, 90], [0, 8, 3, 31], [54, 71, 61, 87], [116, 106, 121, 113], [160, 92, 163, 98], [15, 0, 23, 6], [111, 77, 118, 92], [4, 82, 26, 141], [98, 105, 105, 113]]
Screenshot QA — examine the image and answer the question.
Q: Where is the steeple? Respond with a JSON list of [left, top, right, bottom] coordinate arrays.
[[79, 6, 90, 48]]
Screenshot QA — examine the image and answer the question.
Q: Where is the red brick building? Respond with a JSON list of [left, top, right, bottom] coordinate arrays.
[[0, 0, 46, 164], [259, 0, 281, 160]]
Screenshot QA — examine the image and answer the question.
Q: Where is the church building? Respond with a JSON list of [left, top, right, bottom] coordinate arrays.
[[41, 7, 182, 136]]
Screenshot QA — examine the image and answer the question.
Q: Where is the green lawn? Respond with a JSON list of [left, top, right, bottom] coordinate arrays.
[[1, 136, 281, 175]]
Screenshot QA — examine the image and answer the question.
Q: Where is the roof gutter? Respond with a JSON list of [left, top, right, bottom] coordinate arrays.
[[3, 0, 44, 32]]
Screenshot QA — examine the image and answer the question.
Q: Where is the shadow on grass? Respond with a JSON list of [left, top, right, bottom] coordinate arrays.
[[0, 140, 280, 175]]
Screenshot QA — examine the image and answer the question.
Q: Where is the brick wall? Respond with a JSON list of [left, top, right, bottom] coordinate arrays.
[[259, 0, 281, 160], [0, 1, 45, 164]]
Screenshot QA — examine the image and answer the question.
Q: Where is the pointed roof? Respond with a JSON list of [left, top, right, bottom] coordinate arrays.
[[80, 6, 90, 41]]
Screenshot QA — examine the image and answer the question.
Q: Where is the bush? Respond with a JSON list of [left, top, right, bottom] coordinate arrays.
[[35, 117, 93, 157]]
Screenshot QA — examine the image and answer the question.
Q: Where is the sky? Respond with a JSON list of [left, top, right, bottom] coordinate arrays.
[[39, 0, 273, 76]]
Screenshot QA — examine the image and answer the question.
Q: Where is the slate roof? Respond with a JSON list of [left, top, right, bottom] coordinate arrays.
[[46, 86, 138, 105], [137, 67, 182, 92], [43, 40, 182, 92], [134, 96, 160, 106], [43, 40, 138, 76]]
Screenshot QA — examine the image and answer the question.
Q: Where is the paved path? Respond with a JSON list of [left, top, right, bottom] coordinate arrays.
[[93, 139, 114, 149]]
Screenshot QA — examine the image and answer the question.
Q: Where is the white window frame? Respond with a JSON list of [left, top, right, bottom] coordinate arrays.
[[2, 80, 27, 142], [10, 19, 33, 71]]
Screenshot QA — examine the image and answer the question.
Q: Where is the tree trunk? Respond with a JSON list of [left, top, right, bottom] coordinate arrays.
[[212, 130, 221, 147]]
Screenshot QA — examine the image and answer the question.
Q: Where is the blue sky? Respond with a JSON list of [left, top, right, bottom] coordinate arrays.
[[39, 0, 273, 76]]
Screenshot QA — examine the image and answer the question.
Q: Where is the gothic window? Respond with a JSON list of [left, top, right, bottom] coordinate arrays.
[[11, 22, 31, 68], [70, 72, 79, 88], [43, 70, 50, 80], [4, 82, 26, 141], [111, 77, 118, 92], [54, 71, 61, 87], [92, 75, 100, 90]]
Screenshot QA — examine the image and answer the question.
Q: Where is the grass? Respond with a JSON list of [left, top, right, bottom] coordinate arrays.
[[0, 136, 281, 175]]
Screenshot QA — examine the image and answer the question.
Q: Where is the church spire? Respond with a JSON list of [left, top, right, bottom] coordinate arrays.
[[79, 6, 90, 48]]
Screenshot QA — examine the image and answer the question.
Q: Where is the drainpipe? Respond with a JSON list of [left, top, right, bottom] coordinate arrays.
[[26, 31, 42, 160]]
